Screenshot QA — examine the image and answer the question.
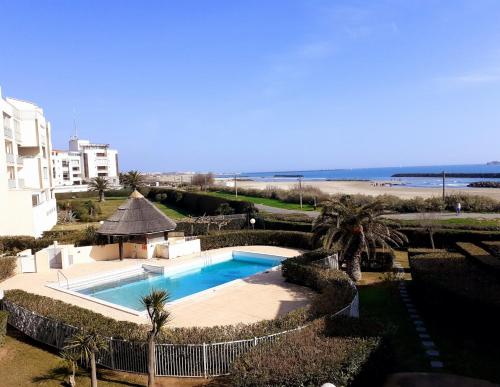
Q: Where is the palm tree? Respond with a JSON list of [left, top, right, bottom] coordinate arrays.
[[88, 177, 109, 202], [141, 289, 171, 387], [122, 170, 145, 191], [61, 349, 79, 387], [312, 198, 407, 282], [64, 330, 108, 387]]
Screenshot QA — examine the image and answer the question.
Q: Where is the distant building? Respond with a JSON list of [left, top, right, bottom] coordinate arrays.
[[52, 137, 119, 189], [0, 87, 57, 237]]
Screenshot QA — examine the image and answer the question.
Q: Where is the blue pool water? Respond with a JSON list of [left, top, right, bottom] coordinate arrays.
[[77, 253, 281, 311]]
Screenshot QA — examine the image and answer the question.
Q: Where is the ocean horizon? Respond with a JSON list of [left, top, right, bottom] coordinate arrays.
[[222, 163, 500, 189]]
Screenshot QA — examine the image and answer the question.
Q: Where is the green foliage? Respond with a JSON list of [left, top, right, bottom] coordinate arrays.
[[407, 247, 447, 258], [481, 241, 500, 257], [216, 203, 235, 215], [121, 170, 145, 191], [148, 188, 255, 216], [230, 317, 385, 387], [259, 217, 312, 232], [199, 230, 314, 251], [0, 310, 8, 347], [401, 227, 500, 248], [0, 256, 17, 282]]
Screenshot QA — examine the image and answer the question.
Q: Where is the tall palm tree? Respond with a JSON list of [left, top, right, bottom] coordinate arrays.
[[88, 177, 109, 202], [141, 289, 170, 387], [312, 198, 407, 282], [64, 330, 108, 387], [123, 170, 145, 191]]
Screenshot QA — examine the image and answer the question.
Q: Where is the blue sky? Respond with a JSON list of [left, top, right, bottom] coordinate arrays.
[[1, 0, 500, 172]]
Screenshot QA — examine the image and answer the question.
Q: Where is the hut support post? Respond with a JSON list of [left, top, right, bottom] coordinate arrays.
[[119, 238, 124, 261]]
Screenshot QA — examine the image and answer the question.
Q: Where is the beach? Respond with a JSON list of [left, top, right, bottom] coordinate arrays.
[[225, 180, 500, 200]]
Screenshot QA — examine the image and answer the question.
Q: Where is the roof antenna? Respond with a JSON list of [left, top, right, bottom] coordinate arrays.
[[71, 108, 78, 140]]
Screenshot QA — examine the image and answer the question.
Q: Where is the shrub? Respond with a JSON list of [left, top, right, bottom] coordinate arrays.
[[401, 227, 500, 248], [0, 256, 17, 282], [456, 242, 500, 272], [148, 188, 255, 216], [0, 310, 7, 347], [407, 247, 447, 258], [199, 230, 314, 251], [259, 218, 312, 232], [230, 317, 384, 387], [481, 241, 500, 257]]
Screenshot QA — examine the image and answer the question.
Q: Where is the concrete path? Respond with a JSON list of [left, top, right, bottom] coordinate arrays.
[[384, 373, 499, 387], [255, 204, 320, 218], [384, 212, 500, 220]]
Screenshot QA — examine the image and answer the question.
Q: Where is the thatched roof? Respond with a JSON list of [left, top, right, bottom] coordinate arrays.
[[97, 190, 177, 236]]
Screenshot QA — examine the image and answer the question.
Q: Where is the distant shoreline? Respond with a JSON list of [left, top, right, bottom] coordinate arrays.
[[392, 173, 500, 178]]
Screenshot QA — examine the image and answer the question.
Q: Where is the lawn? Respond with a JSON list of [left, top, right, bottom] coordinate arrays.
[[0, 328, 211, 387], [203, 191, 316, 211], [399, 217, 500, 229]]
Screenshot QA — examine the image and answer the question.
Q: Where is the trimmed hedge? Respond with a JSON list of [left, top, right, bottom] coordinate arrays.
[[0, 310, 7, 347], [401, 227, 500, 248], [456, 242, 500, 272], [0, 256, 17, 282], [147, 188, 255, 216], [407, 247, 447, 258], [259, 218, 313, 232], [481, 241, 500, 257], [230, 316, 386, 387], [409, 251, 500, 309], [199, 230, 314, 251], [55, 189, 132, 200]]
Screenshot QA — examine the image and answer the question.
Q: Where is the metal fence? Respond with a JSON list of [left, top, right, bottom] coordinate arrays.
[[2, 292, 358, 377]]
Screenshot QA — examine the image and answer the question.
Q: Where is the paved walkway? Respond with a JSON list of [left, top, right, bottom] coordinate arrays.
[[384, 212, 500, 220]]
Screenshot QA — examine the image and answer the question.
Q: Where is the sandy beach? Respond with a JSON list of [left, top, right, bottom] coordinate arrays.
[[224, 180, 500, 200]]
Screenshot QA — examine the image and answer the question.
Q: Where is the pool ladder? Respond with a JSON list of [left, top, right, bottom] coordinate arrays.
[[57, 270, 69, 289]]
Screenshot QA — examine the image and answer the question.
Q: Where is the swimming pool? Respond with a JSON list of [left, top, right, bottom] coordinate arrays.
[[63, 251, 282, 312]]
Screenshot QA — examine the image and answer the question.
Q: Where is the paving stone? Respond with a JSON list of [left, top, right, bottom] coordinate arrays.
[[416, 326, 427, 332], [409, 313, 420, 319], [419, 333, 431, 339], [422, 340, 435, 348], [408, 308, 417, 313], [426, 349, 440, 357], [413, 320, 424, 325], [430, 361, 444, 368]]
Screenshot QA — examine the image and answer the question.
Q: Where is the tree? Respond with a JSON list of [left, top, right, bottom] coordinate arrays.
[[141, 289, 171, 387], [122, 170, 145, 191], [88, 177, 109, 202], [64, 330, 108, 387], [191, 172, 214, 190], [312, 198, 407, 282]]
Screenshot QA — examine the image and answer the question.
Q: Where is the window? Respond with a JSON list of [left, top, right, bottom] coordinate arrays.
[[52, 167, 56, 178], [97, 165, 107, 170], [43, 167, 48, 179], [98, 172, 108, 177], [63, 173, 70, 180], [72, 167, 79, 171], [96, 152, 106, 157], [32, 194, 40, 207], [42, 147, 46, 158], [62, 161, 69, 167]]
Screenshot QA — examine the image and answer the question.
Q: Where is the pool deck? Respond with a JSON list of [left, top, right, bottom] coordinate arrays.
[[1, 246, 313, 327]]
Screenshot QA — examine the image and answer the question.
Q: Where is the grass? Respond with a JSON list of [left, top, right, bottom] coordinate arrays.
[[203, 191, 316, 211], [153, 201, 189, 219], [357, 251, 428, 373], [399, 217, 500, 229], [0, 328, 211, 386]]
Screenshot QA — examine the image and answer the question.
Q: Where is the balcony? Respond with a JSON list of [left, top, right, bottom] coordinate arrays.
[[17, 155, 24, 165], [4, 126, 13, 139], [40, 134, 46, 145], [5, 153, 15, 163], [18, 178, 25, 188], [8, 179, 16, 189], [15, 128, 22, 142]]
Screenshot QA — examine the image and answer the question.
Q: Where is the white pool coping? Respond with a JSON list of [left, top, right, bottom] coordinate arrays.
[[46, 250, 285, 317]]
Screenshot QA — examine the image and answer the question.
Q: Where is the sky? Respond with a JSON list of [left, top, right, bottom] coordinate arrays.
[[1, 0, 500, 173]]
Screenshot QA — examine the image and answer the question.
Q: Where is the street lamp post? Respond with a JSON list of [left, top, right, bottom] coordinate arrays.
[[234, 174, 238, 198], [298, 176, 303, 209], [250, 218, 255, 230]]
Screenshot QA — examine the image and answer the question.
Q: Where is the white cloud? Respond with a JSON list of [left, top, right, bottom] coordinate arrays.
[[437, 71, 500, 85]]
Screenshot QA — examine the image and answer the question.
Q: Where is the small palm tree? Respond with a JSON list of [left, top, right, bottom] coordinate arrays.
[[123, 170, 145, 191], [313, 198, 407, 281], [88, 177, 109, 202], [64, 330, 108, 387], [141, 289, 171, 387], [61, 349, 79, 387]]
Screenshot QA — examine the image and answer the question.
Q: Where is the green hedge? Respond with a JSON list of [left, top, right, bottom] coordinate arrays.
[[147, 188, 255, 216], [0, 310, 7, 347], [230, 316, 386, 387], [456, 242, 500, 272], [258, 218, 313, 232], [401, 227, 500, 248], [199, 230, 314, 251], [481, 241, 500, 257], [0, 257, 17, 282], [407, 248, 447, 258], [55, 189, 132, 200]]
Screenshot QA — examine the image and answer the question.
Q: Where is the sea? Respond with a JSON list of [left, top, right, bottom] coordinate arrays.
[[227, 164, 500, 189]]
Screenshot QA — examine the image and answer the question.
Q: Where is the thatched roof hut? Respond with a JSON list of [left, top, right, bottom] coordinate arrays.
[[97, 190, 177, 259]]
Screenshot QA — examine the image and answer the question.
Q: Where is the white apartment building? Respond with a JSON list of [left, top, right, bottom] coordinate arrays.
[[0, 87, 57, 237], [52, 137, 119, 188]]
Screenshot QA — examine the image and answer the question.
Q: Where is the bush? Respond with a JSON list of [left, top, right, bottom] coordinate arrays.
[[481, 241, 500, 257], [0, 310, 7, 347], [148, 188, 255, 216], [230, 317, 385, 387], [407, 247, 447, 258], [199, 230, 314, 251], [456, 242, 500, 272], [0, 256, 17, 282], [259, 218, 312, 232], [401, 227, 500, 248]]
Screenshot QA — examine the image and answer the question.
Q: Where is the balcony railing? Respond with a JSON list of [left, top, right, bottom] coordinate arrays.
[[15, 128, 22, 142], [4, 126, 13, 139], [18, 178, 25, 188], [8, 179, 16, 189], [40, 134, 46, 145], [17, 155, 24, 165], [5, 153, 15, 163]]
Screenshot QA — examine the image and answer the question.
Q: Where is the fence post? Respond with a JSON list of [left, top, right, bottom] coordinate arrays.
[[110, 338, 115, 369], [253, 337, 257, 346], [203, 342, 208, 378]]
